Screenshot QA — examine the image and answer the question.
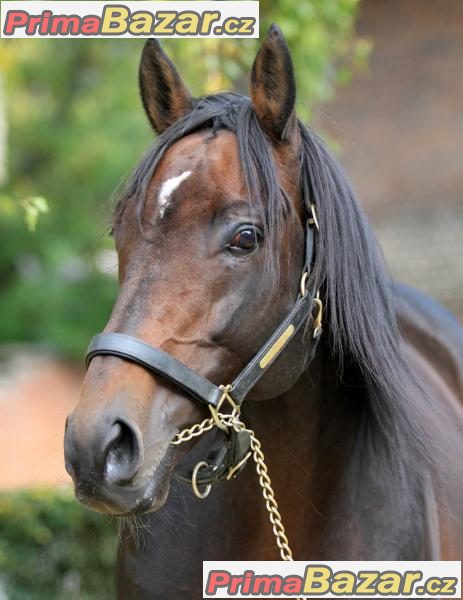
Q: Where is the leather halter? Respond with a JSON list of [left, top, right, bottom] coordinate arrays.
[[85, 207, 322, 488]]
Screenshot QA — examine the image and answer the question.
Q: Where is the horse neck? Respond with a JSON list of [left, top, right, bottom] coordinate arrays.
[[231, 342, 360, 558], [211, 340, 430, 560]]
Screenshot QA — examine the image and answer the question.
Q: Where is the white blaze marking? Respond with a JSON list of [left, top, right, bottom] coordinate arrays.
[[158, 170, 192, 218]]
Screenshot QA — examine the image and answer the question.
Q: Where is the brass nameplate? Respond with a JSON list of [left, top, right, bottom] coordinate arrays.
[[259, 324, 295, 369]]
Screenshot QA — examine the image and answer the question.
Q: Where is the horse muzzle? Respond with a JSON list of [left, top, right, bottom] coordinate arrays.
[[64, 409, 175, 515]]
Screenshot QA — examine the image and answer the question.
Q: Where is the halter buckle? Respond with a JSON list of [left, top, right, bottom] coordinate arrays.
[[300, 271, 309, 297], [313, 292, 323, 338], [308, 203, 319, 230]]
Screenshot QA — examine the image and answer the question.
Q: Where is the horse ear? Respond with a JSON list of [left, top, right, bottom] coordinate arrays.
[[250, 24, 297, 142], [139, 39, 193, 134]]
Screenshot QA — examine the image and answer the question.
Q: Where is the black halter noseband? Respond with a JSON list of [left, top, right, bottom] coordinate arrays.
[[85, 208, 322, 489]]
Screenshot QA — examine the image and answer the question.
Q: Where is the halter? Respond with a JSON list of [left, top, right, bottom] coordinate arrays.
[[85, 205, 322, 505]]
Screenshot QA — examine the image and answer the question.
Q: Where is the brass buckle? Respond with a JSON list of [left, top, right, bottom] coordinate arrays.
[[301, 274, 323, 338], [308, 203, 319, 230], [191, 461, 212, 499], [300, 271, 309, 297], [313, 291, 323, 338]]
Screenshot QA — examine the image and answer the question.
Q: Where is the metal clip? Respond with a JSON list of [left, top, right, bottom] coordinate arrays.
[[226, 451, 252, 480]]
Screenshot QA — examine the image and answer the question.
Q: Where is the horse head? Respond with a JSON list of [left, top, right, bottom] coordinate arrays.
[[64, 26, 314, 515]]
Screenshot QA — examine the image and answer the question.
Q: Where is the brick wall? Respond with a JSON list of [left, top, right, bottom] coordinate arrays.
[[315, 0, 463, 317]]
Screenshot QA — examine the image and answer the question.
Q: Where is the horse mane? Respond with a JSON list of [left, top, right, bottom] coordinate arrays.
[[119, 92, 440, 499], [298, 124, 440, 495]]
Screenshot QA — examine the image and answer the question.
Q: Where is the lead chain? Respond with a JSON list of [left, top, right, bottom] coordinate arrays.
[[171, 414, 294, 561], [171, 411, 308, 561], [248, 431, 308, 600], [171, 405, 308, 600], [247, 431, 293, 561], [170, 415, 216, 444]]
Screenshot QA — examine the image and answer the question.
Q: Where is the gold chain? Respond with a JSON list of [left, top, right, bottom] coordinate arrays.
[[171, 398, 309, 599], [247, 431, 293, 561], [170, 392, 295, 562], [171, 385, 241, 445], [170, 415, 216, 445]]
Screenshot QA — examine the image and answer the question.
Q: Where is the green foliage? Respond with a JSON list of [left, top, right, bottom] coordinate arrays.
[[0, 3, 368, 357], [21, 197, 49, 232], [0, 195, 49, 231], [0, 489, 117, 599]]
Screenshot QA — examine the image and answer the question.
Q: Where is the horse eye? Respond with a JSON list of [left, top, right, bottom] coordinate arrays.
[[229, 228, 260, 254]]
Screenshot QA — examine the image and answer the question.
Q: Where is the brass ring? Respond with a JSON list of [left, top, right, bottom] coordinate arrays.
[[191, 461, 212, 499]]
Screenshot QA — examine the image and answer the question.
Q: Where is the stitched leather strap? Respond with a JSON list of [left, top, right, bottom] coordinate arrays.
[[86, 333, 224, 407], [230, 289, 318, 404]]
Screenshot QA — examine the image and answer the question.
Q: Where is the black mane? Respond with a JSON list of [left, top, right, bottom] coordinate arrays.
[[119, 92, 439, 498]]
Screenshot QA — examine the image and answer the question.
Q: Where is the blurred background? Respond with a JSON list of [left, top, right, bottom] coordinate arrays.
[[0, 0, 461, 597]]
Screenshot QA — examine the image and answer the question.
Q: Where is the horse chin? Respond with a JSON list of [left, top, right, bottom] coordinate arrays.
[[75, 478, 171, 516]]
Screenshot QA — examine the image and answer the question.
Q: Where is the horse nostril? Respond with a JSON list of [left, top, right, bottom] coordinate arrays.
[[104, 420, 142, 486]]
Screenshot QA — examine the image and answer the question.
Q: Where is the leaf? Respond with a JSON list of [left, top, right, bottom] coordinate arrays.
[[20, 196, 49, 231]]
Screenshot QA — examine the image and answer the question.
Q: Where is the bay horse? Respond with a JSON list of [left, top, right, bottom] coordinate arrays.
[[64, 25, 463, 598]]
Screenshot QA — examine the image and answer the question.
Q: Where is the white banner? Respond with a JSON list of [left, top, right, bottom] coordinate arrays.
[[0, 1, 259, 38], [203, 561, 461, 598]]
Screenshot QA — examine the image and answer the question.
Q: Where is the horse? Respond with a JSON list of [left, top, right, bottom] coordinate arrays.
[[64, 25, 463, 598]]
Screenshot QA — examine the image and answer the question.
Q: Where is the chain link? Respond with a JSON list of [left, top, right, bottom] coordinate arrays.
[[171, 402, 309, 599], [170, 396, 294, 561], [171, 413, 244, 445], [171, 385, 242, 445], [170, 415, 216, 445], [172, 417, 293, 560], [247, 432, 308, 600], [247, 431, 293, 561]]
